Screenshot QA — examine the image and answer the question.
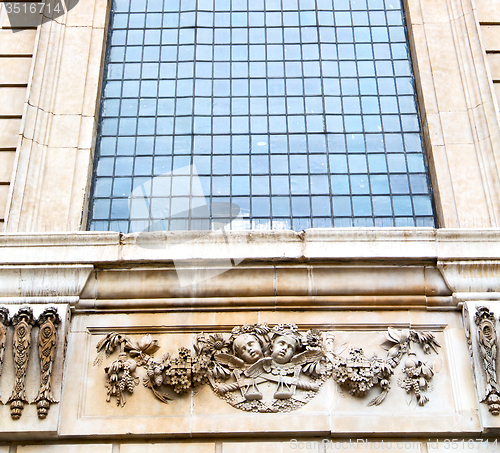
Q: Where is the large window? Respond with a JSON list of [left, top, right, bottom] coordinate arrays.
[[89, 0, 436, 232]]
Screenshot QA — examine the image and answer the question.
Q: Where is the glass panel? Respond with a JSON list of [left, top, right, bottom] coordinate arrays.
[[89, 0, 436, 232]]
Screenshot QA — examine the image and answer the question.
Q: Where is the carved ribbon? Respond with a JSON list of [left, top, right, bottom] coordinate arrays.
[[34, 307, 60, 419], [7, 307, 34, 419], [475, 306, 500, 415]]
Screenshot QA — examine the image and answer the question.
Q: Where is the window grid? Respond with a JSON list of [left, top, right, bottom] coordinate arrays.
[[89, 0, 436, 232]]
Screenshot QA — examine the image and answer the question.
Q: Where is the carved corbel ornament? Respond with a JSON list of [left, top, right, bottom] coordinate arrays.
[[34, 307, 61, 419], [0, 307, 10, 402], [474, 306, 500, 415], [7, 307, 35, 419]]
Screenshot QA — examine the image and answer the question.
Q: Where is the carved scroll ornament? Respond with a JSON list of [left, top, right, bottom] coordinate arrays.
[[95, 324, 441, 412]]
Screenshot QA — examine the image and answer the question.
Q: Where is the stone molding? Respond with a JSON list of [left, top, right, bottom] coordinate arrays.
[[1, 229, 500, 263], [0, 230, 499, 308], [78, 265, 451, 311], [0, 265, 93, 299], [438, 260, 500, 296]]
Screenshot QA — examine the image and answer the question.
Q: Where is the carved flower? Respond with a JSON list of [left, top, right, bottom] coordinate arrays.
[[205, 334, 230, 356], [306, 329, 322, 349]]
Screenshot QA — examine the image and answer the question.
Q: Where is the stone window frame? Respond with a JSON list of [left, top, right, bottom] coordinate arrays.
[[3, 0, 500, 232]]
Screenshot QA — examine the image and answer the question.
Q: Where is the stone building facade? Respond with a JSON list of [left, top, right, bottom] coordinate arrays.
[[1, 0, 500, 452]]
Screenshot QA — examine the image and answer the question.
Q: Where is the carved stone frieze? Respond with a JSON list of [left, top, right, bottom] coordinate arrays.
[[474, 306, 500, 415], [7, 307, 35, 419], [95, 324, 442, 412], [34, 307, 61, 418]]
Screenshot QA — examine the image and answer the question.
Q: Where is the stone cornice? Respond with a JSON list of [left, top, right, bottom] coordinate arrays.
[[0, 229, 499, 308], [1, 229, 500, 264]]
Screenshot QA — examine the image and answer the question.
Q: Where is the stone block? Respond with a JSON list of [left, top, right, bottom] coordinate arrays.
[[1, 7, 42, 27], [475, 0, 500, 24], [0, 118, 21, 148], [0, 57, 32, 85], [0, 150, 15, 183], [0, 87, 25, 116], [424, 23, 468, 112], [420, 0, 450, 24], [0, 29, 36, 55], [53, 27, 92, 115], [65, 0, 96, 27], [93, 0, 109, 29], [37, 147, 78, 230], [445, 143, 491, 227], [0, 185, 10, 220], [48, 115, 81, 149], [405, 0, 423, 26], [439, 111, 475, 145], [486, 53, 500, 80], [480, 26, 500, 51], [78, 116, 95, 150]]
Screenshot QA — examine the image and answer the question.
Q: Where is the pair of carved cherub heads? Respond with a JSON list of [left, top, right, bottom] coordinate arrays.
[[230, 324, 304, 366]]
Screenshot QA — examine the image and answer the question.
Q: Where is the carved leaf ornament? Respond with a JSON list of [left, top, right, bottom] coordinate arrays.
[[95, 324, 441, 413]]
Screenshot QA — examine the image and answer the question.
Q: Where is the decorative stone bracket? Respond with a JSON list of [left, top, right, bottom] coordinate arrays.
[[95, 324, 441, 413], [0, 306, 61, 420], [464, 304, 500, 416]]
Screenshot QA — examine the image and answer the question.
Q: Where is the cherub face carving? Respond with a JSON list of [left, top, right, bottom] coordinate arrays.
[[233, 334, 264, 364], [271, 335, 298, 364]]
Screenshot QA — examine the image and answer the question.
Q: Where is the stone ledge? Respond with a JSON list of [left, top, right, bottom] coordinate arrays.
[[0, 229, 500, 264]]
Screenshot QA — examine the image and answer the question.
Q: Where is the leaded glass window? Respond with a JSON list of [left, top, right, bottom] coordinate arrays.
[[89, 0, 436, 232]]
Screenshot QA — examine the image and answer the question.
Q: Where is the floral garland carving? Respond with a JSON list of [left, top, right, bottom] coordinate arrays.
[[95, 324, 441, 412], [331, 328, 440, 407]]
